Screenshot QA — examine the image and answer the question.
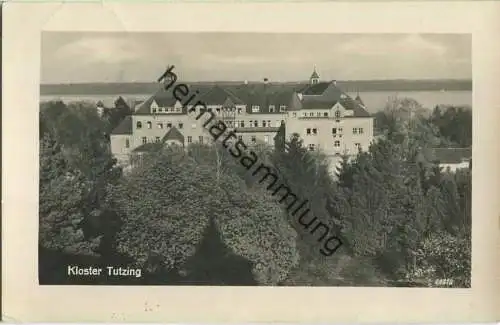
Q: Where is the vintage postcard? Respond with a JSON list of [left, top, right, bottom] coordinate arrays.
[[3, 1, 500, 323]]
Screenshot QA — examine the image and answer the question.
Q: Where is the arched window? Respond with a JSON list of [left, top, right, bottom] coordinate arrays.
[[136, 121, 142, 129], [147, 121, 152, 129], [335, 111, 341, 118]]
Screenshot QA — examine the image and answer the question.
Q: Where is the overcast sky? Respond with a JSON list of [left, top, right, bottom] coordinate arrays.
[[41, 32, 471, 84]]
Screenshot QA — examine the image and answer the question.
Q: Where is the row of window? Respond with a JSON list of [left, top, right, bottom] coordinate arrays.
[[136, 119, 287, 130], [153, 105, 288, 115], [140, 137, 163, 144], [137, 121, 184, 129], [252, 105, 287, 113], [150, 106, 348, 118], [187, 135, 270, 144], [234, 120, 285, 128], [306, 142, 362, 151], [305, 127, 364, 135], [136, 135, 272, 146], [152, 107, 182, 113], [195, 106, 287, 114], [299, 110, 342, 118], [130, 136, 360, 150]]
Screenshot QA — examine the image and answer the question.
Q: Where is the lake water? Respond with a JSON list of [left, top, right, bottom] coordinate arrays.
[[40, 90, 472, 113]]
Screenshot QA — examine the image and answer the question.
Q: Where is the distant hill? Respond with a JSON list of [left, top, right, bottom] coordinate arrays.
[[40, 79, 472, 96]]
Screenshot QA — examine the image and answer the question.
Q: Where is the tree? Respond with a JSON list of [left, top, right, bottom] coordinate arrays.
[[39, 101, 122, 258], [413, 230, 471, 287], [107, 146, 299, 285], [39, 132, 101, 256], [428, 105, 472, 147], [102, 96, 132, 134]]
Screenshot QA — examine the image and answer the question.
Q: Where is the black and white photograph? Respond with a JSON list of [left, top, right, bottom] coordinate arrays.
[[38, 32, 473, 287]]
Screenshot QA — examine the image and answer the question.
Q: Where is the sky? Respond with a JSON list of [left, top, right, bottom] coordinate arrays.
[[41, 32, 471, 84]]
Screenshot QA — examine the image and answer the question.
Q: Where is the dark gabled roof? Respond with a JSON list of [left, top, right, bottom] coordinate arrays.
[[301, 99, 336, 110], [133, 142, 163, 153], [239, 87, 295, 114], [339, 97, 371, 117], [267, 90, 295, 107], [300, 95, 371, 117], [134, 87, 167, 114], [299, 82, 372, 117], [132, 127, 185, 152], [430, 147, 472, 164], [197, 85, 245, 106], [134, 85, 192, 115], [349, 103, 371, 117], [154, 96, 178, 107], [162, 126, 185, 144], [111, 116, 133, 135], [299, 82, 331, 95]]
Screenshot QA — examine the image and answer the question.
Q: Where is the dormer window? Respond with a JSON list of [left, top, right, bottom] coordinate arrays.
[[269, 105, 275, 112], [279, 105, 286, 112], [252, 105, 260, 113]]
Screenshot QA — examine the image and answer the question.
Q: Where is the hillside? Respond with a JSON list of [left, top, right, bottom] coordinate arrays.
[[41, 79, 472, 96]]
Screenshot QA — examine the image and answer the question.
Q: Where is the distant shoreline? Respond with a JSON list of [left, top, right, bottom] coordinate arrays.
[[40, 79, 472, 96]]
